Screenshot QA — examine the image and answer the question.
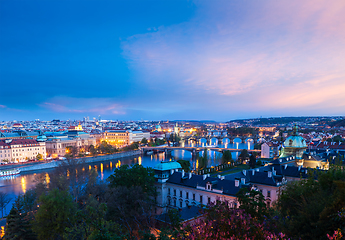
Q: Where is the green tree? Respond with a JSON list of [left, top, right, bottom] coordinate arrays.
[[36, 153, 43, 161], [3, 207, 36, 240], [222, 150, 232, 164], [177, 160, 190, 172], [198, 150, 208, 170], [89, 144, 97, 156], [249, 154, 256, 168], [141, 138, 148, 145], [277, 165, 345, 239], [108, 164, 156, 197], [236, 187, 268, 221], [32, 189, 77, 240], [0, 192, 11, 218], [239, 149, 249, 163], [64, 196, 122, 240]]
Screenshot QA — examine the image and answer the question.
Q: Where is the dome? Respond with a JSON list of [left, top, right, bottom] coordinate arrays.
[[283, 135, 307, 148], [279, 124, 307, 159], [36, 135, 47, 142], [154, 161, 182, 171]]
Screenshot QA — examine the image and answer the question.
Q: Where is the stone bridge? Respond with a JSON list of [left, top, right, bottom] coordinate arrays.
[[183, 135, 261, 144], [142, 146, 260, 159]]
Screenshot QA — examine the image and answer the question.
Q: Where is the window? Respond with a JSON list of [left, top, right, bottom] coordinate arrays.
[[173, 189, 176, 196], [267, 191, 271, 198], [208, 197, 211, 204], [200, 195, 203, 204], [174, 199, 176, 207], [186, 192, 189, 199], [193, 194, 195, 200], [168, 199, 171, 205], [168, 188, 171, 195], [180, 201, 183, 208], [180, 191, 182, 197]]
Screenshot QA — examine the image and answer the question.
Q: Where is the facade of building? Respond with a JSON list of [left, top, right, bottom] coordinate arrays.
[[103, 130, 150, 147], [261, 142, 280, 158], [45, 126, 96, 158], [103, 130, 131, 146], [0, 139, 46, 163], [154, 160, 291, 214]]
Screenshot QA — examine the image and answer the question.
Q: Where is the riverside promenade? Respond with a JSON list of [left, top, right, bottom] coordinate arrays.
[[1, 150, 141, 173]]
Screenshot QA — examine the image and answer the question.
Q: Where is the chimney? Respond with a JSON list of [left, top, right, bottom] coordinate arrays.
[[284, 164, 287, 169], [182, 170, 185, 178], [252, 169, 255, 175], [235, 179, 239, 187], [203, 174, 207, 180], [241, 178, 246, 184], [189, 172, 192, 179], [242, 170, 247, 176], [268, 171, 272, 178]]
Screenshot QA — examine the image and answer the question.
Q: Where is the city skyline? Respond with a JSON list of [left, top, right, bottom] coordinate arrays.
[[1, 0, 345, 121]]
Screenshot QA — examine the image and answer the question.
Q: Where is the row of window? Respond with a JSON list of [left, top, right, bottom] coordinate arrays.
[[12, 148, 41, 152], [168, 188, 212, 205]]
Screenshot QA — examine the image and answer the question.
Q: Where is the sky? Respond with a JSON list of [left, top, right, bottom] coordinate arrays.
[[1, 0, 345, 121]]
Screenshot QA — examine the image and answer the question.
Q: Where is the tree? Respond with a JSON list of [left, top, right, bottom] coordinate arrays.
[[177, 160, 190, 172], [141, 138, 148, 145], [3, 207, 36, 240], [32, 189, 77, 240], [239, 149, 249, 163], [276, 165, 345, 239], [89, 144, 97, 156], [36, 153, 43, 161], [249, 154, 256, 168], [108, 164, 156, 197], [64, 196, 122, 240], [178, 201, 287, 239], [0, 192, 11, 218], [236, 187, 268, 221], [222, 150, 232, 164], [198, 150, 208, 170]]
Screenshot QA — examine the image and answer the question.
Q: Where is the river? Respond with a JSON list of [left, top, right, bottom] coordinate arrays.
[[0, 138, 253, 217]]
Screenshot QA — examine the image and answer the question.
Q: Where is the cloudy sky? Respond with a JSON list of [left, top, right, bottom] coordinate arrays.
[[1, 0, 344, 121]]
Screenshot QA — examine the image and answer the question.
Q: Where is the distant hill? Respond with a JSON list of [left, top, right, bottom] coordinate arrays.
[[329, 119, 345, 127], [229, 116, 342, 126]]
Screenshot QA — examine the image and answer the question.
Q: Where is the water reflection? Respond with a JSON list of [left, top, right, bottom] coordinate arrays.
[[0, 140, 253, 217], [21, 177, 26, 194]]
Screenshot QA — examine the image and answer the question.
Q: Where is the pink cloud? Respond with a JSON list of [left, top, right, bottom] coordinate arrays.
[[121, 0, 345, 115], [0, 105, 6, 108]]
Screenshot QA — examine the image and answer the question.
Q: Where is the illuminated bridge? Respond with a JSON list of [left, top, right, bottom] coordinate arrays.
[[142, 146, 260, 159]]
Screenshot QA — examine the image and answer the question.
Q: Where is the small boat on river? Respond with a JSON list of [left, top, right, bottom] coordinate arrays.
[[0, 169, 21, 177]]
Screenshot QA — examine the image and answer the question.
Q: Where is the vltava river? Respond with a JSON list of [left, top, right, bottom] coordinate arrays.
[[0, 139, 253, 216]]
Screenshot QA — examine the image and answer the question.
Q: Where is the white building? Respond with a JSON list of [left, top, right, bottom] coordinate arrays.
[[0, 139, 46, 163], [261, 142, 280, 158]]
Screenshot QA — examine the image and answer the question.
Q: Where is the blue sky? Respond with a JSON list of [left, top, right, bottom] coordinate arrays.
[[1, 0, 345, 121]]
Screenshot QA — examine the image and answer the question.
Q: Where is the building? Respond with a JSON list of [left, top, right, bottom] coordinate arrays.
[[103, 130, 150, 147], [0, 139, 46, 163], [279, 124, 307, 161], [45, 126, 96, 158], [261, 142, 280, 158], [103, 130, 131, 146], [154, 158, 317, 215]]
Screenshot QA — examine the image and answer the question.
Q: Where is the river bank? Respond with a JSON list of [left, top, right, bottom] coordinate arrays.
[[13, 150, 142, 173]]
